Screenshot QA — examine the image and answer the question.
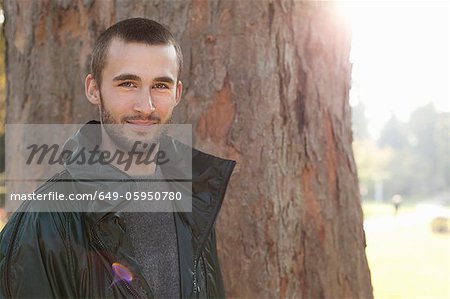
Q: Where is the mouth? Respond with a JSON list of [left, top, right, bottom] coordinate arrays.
[[125, 120, 159, 132]]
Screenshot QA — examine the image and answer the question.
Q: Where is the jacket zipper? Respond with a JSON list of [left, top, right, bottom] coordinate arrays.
[[193, 256, 200, 296], [91, 224, 143, 299], [172, 204, 201, 298], [172, 211, 184, 298], [201, 254, 208, 295], [192, 254, 209, 297]]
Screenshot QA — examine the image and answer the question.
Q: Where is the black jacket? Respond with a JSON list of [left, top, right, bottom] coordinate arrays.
[[0, 122, 236, 298]]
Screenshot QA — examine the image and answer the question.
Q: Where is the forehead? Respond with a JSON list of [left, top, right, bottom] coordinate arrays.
[[102, 38, 178, 79]]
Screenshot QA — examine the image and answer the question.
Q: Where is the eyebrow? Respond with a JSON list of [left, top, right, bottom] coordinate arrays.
[[112, 74, 175, 85], [112, 74, 141, 82], [154, 76, 175, 85]]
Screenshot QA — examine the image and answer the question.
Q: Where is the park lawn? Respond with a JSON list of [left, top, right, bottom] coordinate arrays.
[[364, 203, 450, 299], [362, 201, 416, 220]]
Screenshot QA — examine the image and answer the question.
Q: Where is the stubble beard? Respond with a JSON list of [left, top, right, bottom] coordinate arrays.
[[98, 93, 171, 153]]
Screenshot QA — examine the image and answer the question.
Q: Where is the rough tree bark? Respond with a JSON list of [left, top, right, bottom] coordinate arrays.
[[4, 0, 373, 298]]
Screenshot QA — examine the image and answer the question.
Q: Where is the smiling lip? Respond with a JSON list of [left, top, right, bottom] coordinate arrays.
[[125, 120, 159, 131], [126, 120, 157, 125]]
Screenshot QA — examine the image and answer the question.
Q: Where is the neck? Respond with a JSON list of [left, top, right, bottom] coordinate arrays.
[[99, 126, 159, 177]]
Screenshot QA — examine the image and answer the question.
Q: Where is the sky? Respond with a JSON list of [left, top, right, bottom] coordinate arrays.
[[340, 0, 449, 138]]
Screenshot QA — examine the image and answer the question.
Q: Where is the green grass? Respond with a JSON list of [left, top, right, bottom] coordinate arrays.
[[364, 202, 450, 299], [362, 200, 421, 220]]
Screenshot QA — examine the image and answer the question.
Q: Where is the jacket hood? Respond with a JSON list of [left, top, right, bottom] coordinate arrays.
[[61, 120, 131, 182]]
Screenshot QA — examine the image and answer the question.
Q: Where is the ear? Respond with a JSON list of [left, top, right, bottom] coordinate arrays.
[[175, 80, 183, 107], [85, 74, 101, 105]]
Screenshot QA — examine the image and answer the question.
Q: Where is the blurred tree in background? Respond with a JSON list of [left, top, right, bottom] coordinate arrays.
[[353, 102, 450, 202], [434, 113, 450, 194], [353, 138, 392, 198], [378, 114, 408, 150], [351, 100, 370, 140]]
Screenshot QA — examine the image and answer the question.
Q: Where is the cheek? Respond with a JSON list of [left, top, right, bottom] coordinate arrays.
[[153, 94, 176, 109], [156, 100, 176, 116], [101, 92, 134, 112]]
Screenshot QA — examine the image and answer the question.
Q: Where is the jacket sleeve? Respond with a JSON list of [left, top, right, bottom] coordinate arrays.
[[0, 211, 78, 298], [201, 226, 226, 298]]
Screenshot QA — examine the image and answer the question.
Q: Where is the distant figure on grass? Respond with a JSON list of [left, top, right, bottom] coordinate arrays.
[[391, 194, 403, 216]]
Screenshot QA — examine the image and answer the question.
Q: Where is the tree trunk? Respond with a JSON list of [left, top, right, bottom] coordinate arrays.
[[4, 0, 373, 298]]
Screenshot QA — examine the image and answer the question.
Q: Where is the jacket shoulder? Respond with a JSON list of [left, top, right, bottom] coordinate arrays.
[[164, 137, 236, 177], [0, 209, 83, 297], [192, 147, 236, 177], [0, 170, 72, 252], [0, 170, 85, 297]]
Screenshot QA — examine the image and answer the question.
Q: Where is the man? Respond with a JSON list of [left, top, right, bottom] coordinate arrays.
[[0, 18, 235, 298]]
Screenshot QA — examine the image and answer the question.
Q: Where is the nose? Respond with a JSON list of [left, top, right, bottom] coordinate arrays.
[[134, 91, 156, 115]]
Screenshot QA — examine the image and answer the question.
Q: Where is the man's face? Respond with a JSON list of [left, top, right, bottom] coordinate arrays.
[[86, 38, 182, 150]]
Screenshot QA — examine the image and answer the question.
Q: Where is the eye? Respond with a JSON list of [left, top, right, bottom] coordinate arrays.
[[153, 83, 169, 89], [119, 82, 136, 88]]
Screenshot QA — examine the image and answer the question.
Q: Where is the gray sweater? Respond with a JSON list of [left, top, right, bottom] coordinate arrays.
[[123, 170, 180, 298]]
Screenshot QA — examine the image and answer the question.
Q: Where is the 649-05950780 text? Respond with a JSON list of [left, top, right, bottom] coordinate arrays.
[[9, 191, 183, 201]]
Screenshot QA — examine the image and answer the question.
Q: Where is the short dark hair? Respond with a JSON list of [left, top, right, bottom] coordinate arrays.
[[90, 18, 183, 87]]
